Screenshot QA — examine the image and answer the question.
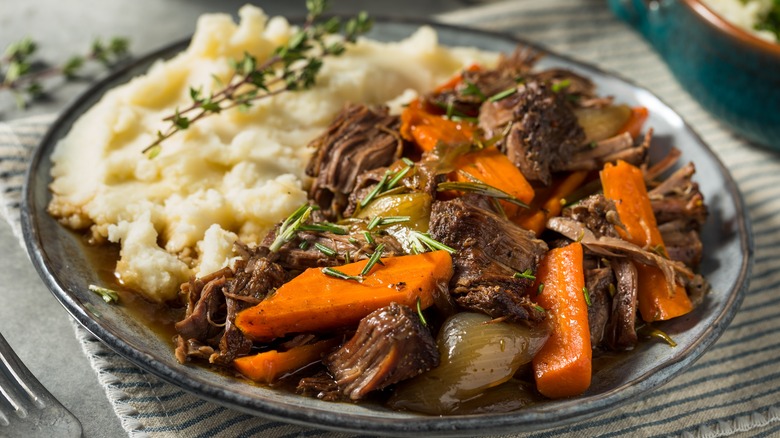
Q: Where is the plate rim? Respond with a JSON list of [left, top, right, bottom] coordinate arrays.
[[20, 16, 754, 436]]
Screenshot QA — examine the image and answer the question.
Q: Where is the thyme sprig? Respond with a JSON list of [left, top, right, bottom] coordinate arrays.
[[144, 0, 372, 156], [1, 36, 130, 108]]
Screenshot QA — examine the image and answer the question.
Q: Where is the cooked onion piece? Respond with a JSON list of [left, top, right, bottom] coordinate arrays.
[[388, 312, 549, 414], [574, 104, 632, 144]]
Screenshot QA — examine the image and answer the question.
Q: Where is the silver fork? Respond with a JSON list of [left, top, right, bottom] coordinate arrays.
[[0, 331, 82, 437]]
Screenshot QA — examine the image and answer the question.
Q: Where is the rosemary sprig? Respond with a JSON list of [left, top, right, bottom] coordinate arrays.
[[269, 204, 314, 252], [314, 242, 337, 257], [410, 231, 456, 254], [513, 269, 536, 281], [322, 267, 363, 282], [144, 0, 372, 156], [358, 159, 416, 210], [487, 87, 516, 102], [299, 222, 347, 235], [360, 243, 385, 276], [89, 284, 120, 304], [1, 36, 129, 108], [437, 180, 529, 208], [367, 215, 410, 230]]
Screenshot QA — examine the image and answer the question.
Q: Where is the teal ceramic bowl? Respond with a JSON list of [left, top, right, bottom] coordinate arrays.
[[609, 0, 780, 150]]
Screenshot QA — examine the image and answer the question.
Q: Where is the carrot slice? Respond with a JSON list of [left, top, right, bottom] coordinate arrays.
[[233, 338, 339, 383], [531, 242, 591, 399], [618, 106, 649, 139], [601, 160, 692, 321], [400, 100, 475, 152], [451, 146, 535, 217], [515, 171, 588, 235], [235, 251, 453, 341]]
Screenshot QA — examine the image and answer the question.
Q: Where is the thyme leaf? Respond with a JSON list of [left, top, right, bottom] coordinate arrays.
[[89, 284, 120, 304]]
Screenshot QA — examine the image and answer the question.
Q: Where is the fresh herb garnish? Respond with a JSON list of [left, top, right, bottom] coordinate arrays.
[[363, 230, 375, 245], [89, 284, 120, 304], [359, 172, 390, 209], [143, 0, 372, 155], [314, 242, 337, 257], [2, 36, 130, 108], [409, 231, 456, 254], [360, 243, 385, 276], [513, 269, 536, 281], [367, 216, 410, 230], [416, 296, 428, 326], [269, 204, 315, 252], [551, 78, 571, 93], [322, 267, 363, 282], [583, 286, 591, 306], [437, 180, 529, 208], [299, 222, 348, 235], [538, 283, 545, 295], [487, 87, 516, 102], [461, 79, 486, 100], [533, 304, 546, 313]]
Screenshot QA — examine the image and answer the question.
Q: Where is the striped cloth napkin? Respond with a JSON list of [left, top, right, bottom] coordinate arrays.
[[2, 0, 779, 436]]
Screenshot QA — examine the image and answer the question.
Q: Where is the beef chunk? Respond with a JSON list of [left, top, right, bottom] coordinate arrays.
[[605, 258, 639, 350], [429, 198, 548, 323], [306, 104, 403, 218], [561, 131, 649, 172], [297, 371, 343, 401], [479, 80, 585, 185], [658, 219, 703, 268], [325, 303, 439, 400], [649, 162, 707, 229], [454, 284, 546, 325], [563, 194, 622, 239], [585, 265, 614, 346]]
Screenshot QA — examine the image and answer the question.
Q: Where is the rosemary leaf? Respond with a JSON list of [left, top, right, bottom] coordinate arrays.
[[410, 231, 456, 254], [583, 286, 591, 306], [360, 243, 385, 276], [322, 267, 363, 283], [437, 180, 529, 208], [314, 242, 337, 257], [416, 296, 428, 326], [513, 269, 536, 281]]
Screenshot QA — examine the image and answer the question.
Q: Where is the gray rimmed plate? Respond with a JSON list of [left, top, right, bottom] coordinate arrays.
[[21, 18, 753, 437]]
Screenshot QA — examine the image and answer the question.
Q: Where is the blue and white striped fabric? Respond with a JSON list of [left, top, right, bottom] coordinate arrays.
[[1, 0, 779, 436]]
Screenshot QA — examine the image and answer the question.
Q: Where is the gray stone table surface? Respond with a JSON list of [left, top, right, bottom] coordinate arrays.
[[0, 1, 476, 436]]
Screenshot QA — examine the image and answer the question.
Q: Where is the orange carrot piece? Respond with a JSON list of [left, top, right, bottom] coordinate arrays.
[[400, 100, 475, 152], [433, 63, 482, 92], [619, 106, 649, 139], [235, 251, 453, 341], [233, 338, 339, 383], [452, 146, 535, 216], [531, 242, 591, 399], [601, 160, 693, 321], [515, 171, 588, 235]]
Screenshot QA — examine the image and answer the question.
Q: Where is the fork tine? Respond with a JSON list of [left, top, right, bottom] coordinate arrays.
[[0, 332, 82, 437]]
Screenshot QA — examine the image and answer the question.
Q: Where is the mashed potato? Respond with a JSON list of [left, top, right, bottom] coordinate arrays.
[[703, 0, 778, 42], [48, 5, 497, 302]]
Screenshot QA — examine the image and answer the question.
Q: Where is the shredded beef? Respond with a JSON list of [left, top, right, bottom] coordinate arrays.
[[306, 104, 403, 219], [605, 258, 639, 350], [585, 265, 614, 346], [174, 251, 286, 365], [325, 303, 439, 400]]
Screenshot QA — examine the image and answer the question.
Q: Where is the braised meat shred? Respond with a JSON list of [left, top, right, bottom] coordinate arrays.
[[170, 43, 711, 411]]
